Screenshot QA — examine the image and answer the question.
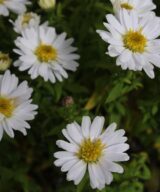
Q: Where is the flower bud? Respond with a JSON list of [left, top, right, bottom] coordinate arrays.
[[61, 96, 74, 107], [0, 52, 12, 71], [38, 0, 56, 10]]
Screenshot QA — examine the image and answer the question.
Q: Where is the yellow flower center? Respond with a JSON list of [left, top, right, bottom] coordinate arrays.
[[35, 44, 57, 62], [123, 30, 147, 53], [121, 3, 133, 10], [78, 139, 105, 163], [0, 53, 10, 62], [0, 97, 15, 118], [0, 52, 11, 71], [22, 13, 33, 25], [0, 0, 4, 4]]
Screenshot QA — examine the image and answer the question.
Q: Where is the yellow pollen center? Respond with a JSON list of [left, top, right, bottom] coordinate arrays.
[[0, 53, 9, 62], [121, 3, 133, 10], [123, 30, 147, 53], [22, 13, 33, 25], [0, 0, 4, 4], [35, 44, 57, 62], [78, 139, 104, 163], [0, 97, 15, 118]]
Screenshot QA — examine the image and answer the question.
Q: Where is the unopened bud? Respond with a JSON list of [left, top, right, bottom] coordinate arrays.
[[62, 96, 74, 107], [0, 52, 12, 71], [38, 0, 56, 10]]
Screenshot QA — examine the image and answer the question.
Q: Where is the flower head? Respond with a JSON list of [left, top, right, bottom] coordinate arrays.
[[11, 12, 40, 34], [97, 10, 160, 78], [14, 25, 80, 83], [54, 116, 129, 190], [38, 0, 56, 10], [0, 0, 30, 16], [0, 52, 11, 71], [0, 70, 38, 141], [110, 0, 156, 17]]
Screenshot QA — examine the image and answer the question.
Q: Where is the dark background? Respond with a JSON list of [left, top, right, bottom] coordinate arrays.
[[0, 0, 160, 191]]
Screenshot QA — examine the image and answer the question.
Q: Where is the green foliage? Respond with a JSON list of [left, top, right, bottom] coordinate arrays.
[[0, 0, 160, 191]]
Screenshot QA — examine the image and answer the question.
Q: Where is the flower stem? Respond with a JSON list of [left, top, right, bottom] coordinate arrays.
[[76, 174, 88, 192]]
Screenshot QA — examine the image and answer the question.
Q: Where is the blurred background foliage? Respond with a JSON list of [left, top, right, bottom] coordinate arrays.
[[0, 0, 160, 191]]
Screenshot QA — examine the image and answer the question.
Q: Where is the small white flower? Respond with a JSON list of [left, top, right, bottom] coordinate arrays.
[[14, 25, 80, 83], [0, 0, 30, 16], [110, 0, 156, 17], [97, 10, 160, 79], [54, 116, 129, 190], [0, 70, 38, 141], [11, 12, 40, 34]]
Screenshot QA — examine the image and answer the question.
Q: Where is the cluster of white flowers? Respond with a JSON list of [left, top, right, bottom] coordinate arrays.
[[0, 0, 79, 141], [0, 0, 38, 141], [3, 0, 160, 191], [97, 0, 160, 79]]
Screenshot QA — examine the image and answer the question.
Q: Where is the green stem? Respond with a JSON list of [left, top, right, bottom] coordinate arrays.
[[76, 174, 88, 192]]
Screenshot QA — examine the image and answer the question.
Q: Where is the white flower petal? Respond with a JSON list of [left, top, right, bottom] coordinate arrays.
[[100, 122, 117, 141], [56, 140, 78, 153], [0, 124, 4, 141], [90, 116, 105, 140], [88, 164, 100, 189], [61, 158, 79, 172], [67, 160, 86, 185], [143, 63, 155, 79], [99, 160, 113, 184], [104, 143, 130, 153], [104, 152, 130, 162], [66, 123, 83, 145], [2, 120, 14, 138], [81, 116, 91, 138], [101, 158, 124, 173]]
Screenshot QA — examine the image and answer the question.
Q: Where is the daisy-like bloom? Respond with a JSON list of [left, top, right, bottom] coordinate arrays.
[[110, 0, 156, 17], [14, 25, 80, 83], [0, 0, 30, 17], [0, 70, 38, 141], [97, 10, 160, 79], [0, 52, 12, 71], [54, 116, 129, 190], [11, 12, 40, 34]]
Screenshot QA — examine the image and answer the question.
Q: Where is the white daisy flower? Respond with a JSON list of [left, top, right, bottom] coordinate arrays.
[[97, 10, 160, 79], [0, 70, 38, 141], [110, 0, 156, 17], [54, 116, 129, 190], [14, 25, 80, 83], [11, 12, 40, 34], [0, 0, 30, 17]]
